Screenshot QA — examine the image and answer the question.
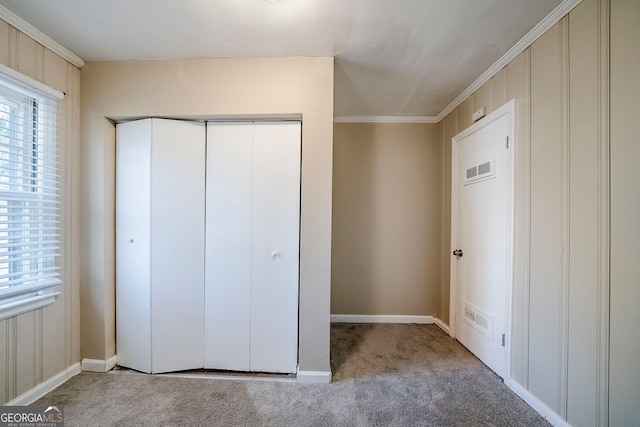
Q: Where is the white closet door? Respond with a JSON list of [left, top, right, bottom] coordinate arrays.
[[250, 122, 300, 373], [204, 123, 253, 371], [116, 118, 206, 374], [150, 119, 206, 373], [204, 121, 300, 374], [116, 119, 153, 372]]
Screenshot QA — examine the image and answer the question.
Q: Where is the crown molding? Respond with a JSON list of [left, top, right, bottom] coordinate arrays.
[[334, 115, 439, 124], [0, 5, 85, 68], [436, 0, 582, 121]]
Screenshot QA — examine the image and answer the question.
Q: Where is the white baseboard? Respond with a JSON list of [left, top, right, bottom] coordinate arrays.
[[6, 362, 81, 405], [434, 318, 452, 336], [330, 314, 434, 324], [81, 355, 117, 373], [296, 370, 332, 384], [506, 379, 570, 427]]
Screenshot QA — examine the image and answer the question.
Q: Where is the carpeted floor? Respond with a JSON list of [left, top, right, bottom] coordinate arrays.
[[34, 323, 550, 426]]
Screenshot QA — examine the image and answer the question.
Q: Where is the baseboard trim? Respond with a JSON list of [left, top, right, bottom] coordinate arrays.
[[6, 362, 81, 405], [330, 314, 434, 324], [507, 379, 570, 427], [434, 318, 452, 336], [296, 370, 332, 384], [81, 355, 117, 373]]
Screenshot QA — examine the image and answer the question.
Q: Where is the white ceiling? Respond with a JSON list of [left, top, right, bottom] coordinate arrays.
[[0, 0, 566, 117]]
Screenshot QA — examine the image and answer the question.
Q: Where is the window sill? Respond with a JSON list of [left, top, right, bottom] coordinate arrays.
[[0, 292, 61, 321]]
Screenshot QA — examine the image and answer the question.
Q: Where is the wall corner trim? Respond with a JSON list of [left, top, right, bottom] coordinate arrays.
[[436, 0, 583, 121], [507, 379, 571, 427], [296, 370, 332, 384], [0, 5, 85, 68], [434, 318, 452, 336], [81, 356, 117, 373], [5, 362, 81, 405], [330, 314, 434, 324]]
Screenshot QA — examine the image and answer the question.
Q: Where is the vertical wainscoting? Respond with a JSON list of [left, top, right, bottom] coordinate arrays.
[[504, 50, 531, 388], [0, 19, 81, 404], [610, 0, 640, 424], [529, 19, 568, 416], [566, 0, 610, 424], [436, 0, 611, 424]]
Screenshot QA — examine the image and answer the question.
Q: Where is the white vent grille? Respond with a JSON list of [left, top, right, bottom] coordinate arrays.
[[464, 306, 475, 322], [464, 155, 497, 186], [475, 313, 489, 330], [462, 300, 494, 340], [478, 161, 491, 175]]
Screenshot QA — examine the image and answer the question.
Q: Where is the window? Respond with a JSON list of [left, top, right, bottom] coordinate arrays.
[[0, 64, 63, 320]]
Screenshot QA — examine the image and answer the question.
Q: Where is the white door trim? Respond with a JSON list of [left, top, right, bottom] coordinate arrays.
[[449, 99, 516, 379]]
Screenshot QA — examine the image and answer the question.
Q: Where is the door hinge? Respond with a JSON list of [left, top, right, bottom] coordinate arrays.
[[501, 334, 505, 347], [505, 136, 509, 149]]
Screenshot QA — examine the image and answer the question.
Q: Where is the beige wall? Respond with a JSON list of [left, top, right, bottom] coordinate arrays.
[[331, 123, 438, 316], [79, 57, 334, 374], [436, 0, 630, 424], [610, 0, 640, 424], [0, 21, 81, 403]]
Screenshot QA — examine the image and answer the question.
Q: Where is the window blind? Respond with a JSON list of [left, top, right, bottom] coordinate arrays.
[[0, 63, 63, 320]]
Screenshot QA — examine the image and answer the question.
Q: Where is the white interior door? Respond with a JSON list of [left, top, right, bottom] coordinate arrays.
[[451, 102, 513, 379], [149, 119, 206, 373], [116, 118, 206, 374], [116, 119, 152, 372], [204, 121, 301, 373], [204, 123, 253, 371], [250, 122, 301, 373]]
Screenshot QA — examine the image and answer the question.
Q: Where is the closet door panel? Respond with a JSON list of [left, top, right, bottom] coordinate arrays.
[[150, 119, 206, 373], [204, 123, 253, 371], [250, 122, 301, 373], [116, 119, 153, 373]]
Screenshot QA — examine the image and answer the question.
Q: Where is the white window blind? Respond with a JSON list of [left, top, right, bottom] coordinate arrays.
[[0, 64, 63, 320]]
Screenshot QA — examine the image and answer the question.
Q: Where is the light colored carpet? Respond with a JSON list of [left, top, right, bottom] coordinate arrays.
[[34, 324, 550, 426]]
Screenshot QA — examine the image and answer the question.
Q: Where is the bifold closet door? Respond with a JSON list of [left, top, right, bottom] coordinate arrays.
[[204, 122, 301, 373], [204, 123, 253, 371], [116, 118, 206, 374]]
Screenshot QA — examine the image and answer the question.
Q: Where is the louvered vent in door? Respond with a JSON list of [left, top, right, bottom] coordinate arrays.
[[462, 300, 494, 340], [464, 155, 496, 185]]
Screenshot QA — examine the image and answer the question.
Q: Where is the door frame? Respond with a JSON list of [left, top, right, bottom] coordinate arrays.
[[449, 99, 515, 379]]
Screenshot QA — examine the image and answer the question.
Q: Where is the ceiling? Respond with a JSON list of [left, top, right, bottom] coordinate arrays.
[[0, 0, 566, 118]]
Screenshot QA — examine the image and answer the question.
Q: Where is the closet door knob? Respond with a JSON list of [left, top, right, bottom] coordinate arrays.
[[271, 251, 280, 261]]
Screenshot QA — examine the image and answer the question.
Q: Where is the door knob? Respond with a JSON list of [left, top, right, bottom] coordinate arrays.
[[453, 249, 463, 257], [271, 251, 280, 261]]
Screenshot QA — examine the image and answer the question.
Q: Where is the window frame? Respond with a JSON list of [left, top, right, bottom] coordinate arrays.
[[0, 63, 64, 320]]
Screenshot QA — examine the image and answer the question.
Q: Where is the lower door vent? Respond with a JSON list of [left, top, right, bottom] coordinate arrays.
[[462, 300, 494, 340]]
